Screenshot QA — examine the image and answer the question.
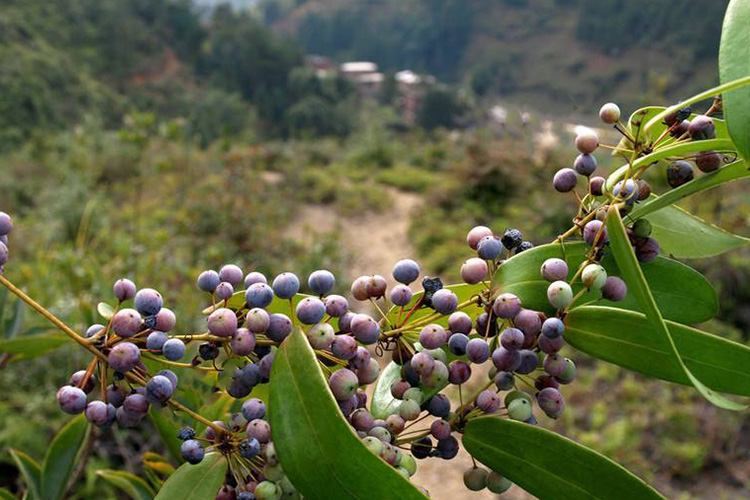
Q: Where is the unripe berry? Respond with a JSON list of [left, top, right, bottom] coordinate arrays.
[[602, 276, 628, 302], [574, 153, 597, 176], [398, 399, 421, 420], [557, 358, 577, 384], [487, 472, 512, 494], [553, 168, 578, 192], [307, 322, 335, 350], [422, 360, 448, 388], [507, 398, 533, 421], [113, 279, 136, 302], [463, 467, 489, 491], [541, 258, 568, 281], [575, 129, 599, 154], [207, 308, 238, 337], [599, 102, 621, 124], [460, 258, 488, 285], [632, 218, 652, 239], [581, 263, 607, 290], [636, 179, 652, 201], [245, 283, 273, 308], [466, 226, 493, 250], [392, 259, 421, 285]]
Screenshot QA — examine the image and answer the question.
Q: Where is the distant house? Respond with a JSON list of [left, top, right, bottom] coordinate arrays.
[[396, 70, 434, 124], [340, 61, 384, 98], [304, 55, 336, 78]]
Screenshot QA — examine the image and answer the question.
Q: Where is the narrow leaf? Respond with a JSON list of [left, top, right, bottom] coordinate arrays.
[[269, 328, 428, 499], [605, 209, 746, 410], [97, 470, 155, 500], [720, 0, 750, 161], [627, 160, 750, 221], [567, 306, 750, 396], [0, 334, 67, 358], [9, 449, 41, 500], [642, 204, 750, 258], [41, 415, 91, 500], [463, 417, 665, 500], [154, 453, 227, 500]]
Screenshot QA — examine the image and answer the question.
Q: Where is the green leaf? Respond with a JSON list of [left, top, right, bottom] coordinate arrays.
[[148, 407, 184, 464], [371, 362, 445, 419], [9, 449, 42, 500], [463, 417, 665, 500], [7, 299, 25, 338], [0, 488, 16, 500], [720, 0, 750, 161], [0, 334, 67, 358], [97, 470, 155, 500], [605, 209, 746, 410], [386, 283, 484, 327], [97, 302, 115, 320], [269, 328, 428, 499], [154, 453, 227, 500], [495, 242, 717, 324], [641, 204, 750, 258], [627, 160, 750, 221], [567, 306, 750, 396], [41, 415, 91, 500]]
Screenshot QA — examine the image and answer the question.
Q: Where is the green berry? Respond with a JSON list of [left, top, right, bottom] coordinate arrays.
[[463, 467, 489, 491], [581, 264, 607, 290]]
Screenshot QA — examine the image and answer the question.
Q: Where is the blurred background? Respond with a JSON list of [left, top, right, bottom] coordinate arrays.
[[1, 0, 749, 498]]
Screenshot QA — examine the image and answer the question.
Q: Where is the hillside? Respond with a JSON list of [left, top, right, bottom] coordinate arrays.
[[263, 0, 729, 115]]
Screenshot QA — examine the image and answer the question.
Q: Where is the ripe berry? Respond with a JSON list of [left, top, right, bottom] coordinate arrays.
[[247, 419, 271, 443], [295, 297, 325, 325], [146, 331, 168, 351], [589, 176, 605, 196], [113, 279, 137, 302], [671, 119, 690, 137], [492, 293, 522, 319], [466, 338, 490, 363], [113, 309, 142, 338], [602, 276, 628, 301], [155, 308, 176, 332], [448, 360, 471, 384], [245, 283, 274, 309], [436, 435, 459, 460], [419, 324, 447, 349], [544, 353, 567, 377], [477, 235, 502, 260], [241, 398, 266, 422], [636, 179, 652, 201], [106, 385, 127, 408], [411, 352, 436, 377], [208, 308, 238, 337], [0, 212, 12, 235], [331, 335, 358, 360], [494, 371, 515, 391], [448, 333, 470, 355], [430, 419, 452, 440], [181, 440, 205, 464], [541, 258, 568, 281], [547, 281, 573, 309], [239, 438, 261, 459], [350, 314, 380, 344], [553, 168, 578, 192], [324, 294, 349, 317], [515, 241, 534, 254], [542, 317, 565, 338], [583, 219, 608, 246], [539, 334, 564, 354], [308, 269, 335, 295], [664, 105, 691, 126], [57, 386, 87, 414], [389, 284, 413, 307], [667, 161, 694, 188], [428, 394, 451, 418], [581, 263, 607, 290], [350, 408, 375, 432], [267, 313, 292, 342], [231, 329, 256, 356], [431, 288, 458, 314], [476, 390, 501, 413], [108, 342, 140, 372], [688, 115, 716, 141], [329, 369, 359, 401], [357, 359, 380, 385], [412, 437, 432, 459], [538, 387, 565, 418], [146, 375, 174, 403], [635, 237, 660, 263], [463, 467, 489, 491], [500, 328, 524, 350], [613, 179, 637, 202], [351, 346, 371, 370], [350, 276, 370, 301], [514, 309, 541, 336], [492, 347, 521, 372], [272, 272, 300, 299], [467, 226, 493, 250], [392, 259, 421, 284], [123, 393, 149, 418], [460, 258, 488, 285], [599, 102, 621, 124], [197, 270, 220, 293], [575, 130, 599, 154], [516, 350, 538, 374], [574, 153, 597, 176], [244, 271, 267, 288], [695, 151, 722, 172], [134, 288, 163, 316], [162, 339, 186, 361], [501, 228, 523, 250], [215, 282, 234, 301]]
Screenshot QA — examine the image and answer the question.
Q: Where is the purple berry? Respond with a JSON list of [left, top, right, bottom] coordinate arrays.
[[575, 130, 599, 154], [695, 151, 722, 173], [112, 309, 142, 338], [162, 339, 186, 361], [272, 272, 300, 299], [350, 314, 380, 344], [448, 311, 472, 335], [70, 370, 95, 393], [667, 160, 694, 188], [245, 283, 273, 309], [181, 439, 205, 464], [365, 275, 388, 298], [515, 350, 538, 374], [113, 279, 136, 302], [146, 375, 174, 403], [324, 294, 349, 317], [613, 179, 637, 201], [154, 308, 176, 332], [688, 115, 716, 141], [583, 219, 607, 246], [419, 324, 447, 349], [207, 308, 237, 337], [134, 288, 163, 316], [428, 394, 451, 418], [244, 271, 267, 288], [543, 353, 567, 377], [331, 335, 358, 360], [514, 309, 541, 336], [267, 313, 292, 342], [106, 385, 127, 407], [539, 334, 565, 354], [431, 288, 458, 315], [247, 419, 271, 443], [493, 293, 522, 319], [350, 276, 369, 301], [599, 102, 621, 124], [430, 419, 452, 440], [448, 333, 470, 355], [351, 347, 371, 370], [541, 258, 568, 281], [57, 386, 87, 414], [245, 308, 270, 333], [466, 338, 490, 363], [542, 317, 565, 338], [123, 393, 149, 417], [589, 176, 605, 196], [602, 276, 627, 301], [108, 342, 141, 372], [241, 398, 266, 421], [476, 390, 501, 413], [574, 153, 597, 176], [460, 258, 488, 285], [467, 226, 493, 250], [308, 269, 335, 295], [448, 360, 471, 384], [85, 401, 114, 426], [537, 387, 565, 418], [197, 270, 220, 293], [329, 369, 359, 401], [411, 352, 435, 376], [157, 369, 178, 391], [392, 259, 421, 285], [0, 212, 12, 235], [350, 408, 375, 432], [494, 371, 514, 391], [215, 282, 234, 301], [492, 347, 521, 372], [389, 284, 413, 307], [553, 168, 577, 193], [357, 358, 380, 385], [477, 235, 502, 260], [231, 328, 256, 356], [422, 361, 448, 388], [635, 238, 660, 263], [146, 331, 168, 351], [219, 264, 244, 286], [500, 328, 524, 350]]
